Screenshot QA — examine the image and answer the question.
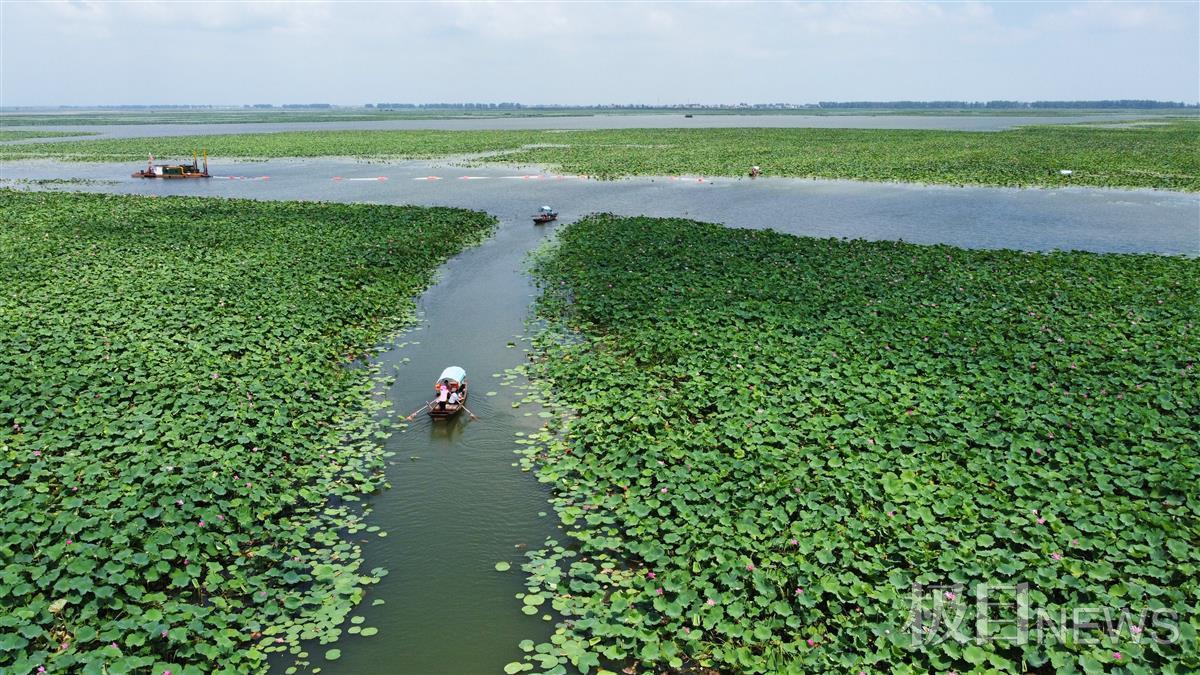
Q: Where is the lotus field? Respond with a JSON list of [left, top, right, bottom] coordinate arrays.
[[518, 215, 1199, 673], [1, 121, 1196, 190], [0, 131, 96, 142], [0, 191, 495, 673]]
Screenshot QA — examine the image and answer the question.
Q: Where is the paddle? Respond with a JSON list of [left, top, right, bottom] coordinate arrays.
[[404, 402, 430, 420], [461, 404, 480, 420]]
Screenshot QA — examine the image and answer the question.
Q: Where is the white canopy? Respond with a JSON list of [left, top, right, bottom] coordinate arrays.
[[437, 366, 466, 385]]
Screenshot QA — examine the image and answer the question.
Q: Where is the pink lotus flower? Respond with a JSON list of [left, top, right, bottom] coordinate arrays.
[[746, 563, 755, 571], [198, 520, 206, 527], [795, 587, 804, 595], [1113, 652, 1121, 660], [944, 591, 956, 601], [1051, 552, 1062, 561], [38, 667, 45, 673], [161, 630, 168, 638], [66, 539, 72, 545], [887, 511, 895, 518], [1037, 518, 1046, 525], [660, 487, 667, 493], [789, 538, 798, 546], [646, 571, 655, 579], [656, 588, 664, 595], [806, 638, 816, 647], [706, 599, 716, 606], [1131, 625, 1143, 634], [33, 451, 41, 457]]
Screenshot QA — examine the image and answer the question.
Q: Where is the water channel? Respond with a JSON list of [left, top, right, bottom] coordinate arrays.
[[1, 158, 1196, 672]]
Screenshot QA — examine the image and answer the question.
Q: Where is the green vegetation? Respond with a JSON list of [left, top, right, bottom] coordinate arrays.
[[514, 214, 1199, 673], [0, 129, 529, 162], [499, 122, 1200, 190], [0, 190, 495, 673], [0, 130, 96, 141], [2, 122, 1197, 190], [0, 109, 595, 127]]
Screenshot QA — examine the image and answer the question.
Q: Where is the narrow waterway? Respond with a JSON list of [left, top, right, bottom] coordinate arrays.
[[2, 158, 1197, 673], [316, 218, 563, 674]]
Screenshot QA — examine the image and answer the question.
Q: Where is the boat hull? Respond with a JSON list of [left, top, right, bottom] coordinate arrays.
[[132, 171, 210, 179]]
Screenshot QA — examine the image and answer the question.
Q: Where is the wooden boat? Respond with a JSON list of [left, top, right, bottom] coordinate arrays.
[[428, 366, 468, 420], [533, 206, 557, 224], [133, 151, 210, 179]]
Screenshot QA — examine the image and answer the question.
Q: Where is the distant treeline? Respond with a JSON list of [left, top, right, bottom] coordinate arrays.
[[369, 102, 526, 109], [4, 100, 1196, 112], [817, 100, 1196, 109]]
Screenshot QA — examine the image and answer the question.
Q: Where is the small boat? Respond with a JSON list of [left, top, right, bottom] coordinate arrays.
[[428, 366, 468, 420], [533, 205, 557, 225], [133, 151, 210, 179]]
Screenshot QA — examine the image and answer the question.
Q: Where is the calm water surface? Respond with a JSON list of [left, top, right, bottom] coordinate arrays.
[[3, 158, 1196, 254], [1, 159, 1196, 672], [0, 112, 1170, 141]]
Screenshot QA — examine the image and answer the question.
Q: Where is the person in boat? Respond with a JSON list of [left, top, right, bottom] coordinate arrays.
[[448, 390, 461, 405], [436, 384, 450, 411]]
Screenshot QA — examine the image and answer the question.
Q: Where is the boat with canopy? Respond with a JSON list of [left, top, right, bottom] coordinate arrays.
[[428, 366, 468, 419]]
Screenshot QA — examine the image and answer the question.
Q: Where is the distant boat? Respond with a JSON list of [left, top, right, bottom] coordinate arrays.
[[533, 205, 557, 224], [428, 366, 468, 420], [132, 151, 210, 179], [684, 114, 693, 118]]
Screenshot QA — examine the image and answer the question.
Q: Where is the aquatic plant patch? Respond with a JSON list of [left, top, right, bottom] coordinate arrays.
[[499, 121, 1200, 190], [1, 122, 1196, 190], [516, 215, 1199, 673], [0, 190, 495, 673], [0, 131, 97, 142]]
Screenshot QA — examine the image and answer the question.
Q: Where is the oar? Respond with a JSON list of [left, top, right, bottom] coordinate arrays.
[[461, 404, 480, 420], [405, 402, 430, 420]]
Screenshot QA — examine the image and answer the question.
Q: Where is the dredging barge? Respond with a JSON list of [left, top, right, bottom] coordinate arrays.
[[133, 151, 210, 179]]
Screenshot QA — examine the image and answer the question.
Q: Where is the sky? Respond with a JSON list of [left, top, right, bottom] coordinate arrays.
[[1, 1, 1197, 107]]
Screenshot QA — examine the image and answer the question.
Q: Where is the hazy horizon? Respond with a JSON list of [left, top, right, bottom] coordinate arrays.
[[2, 1, 1197, 107]]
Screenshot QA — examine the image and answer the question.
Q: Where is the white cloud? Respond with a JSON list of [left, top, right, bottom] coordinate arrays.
[[1, 1, 1196, 105]]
